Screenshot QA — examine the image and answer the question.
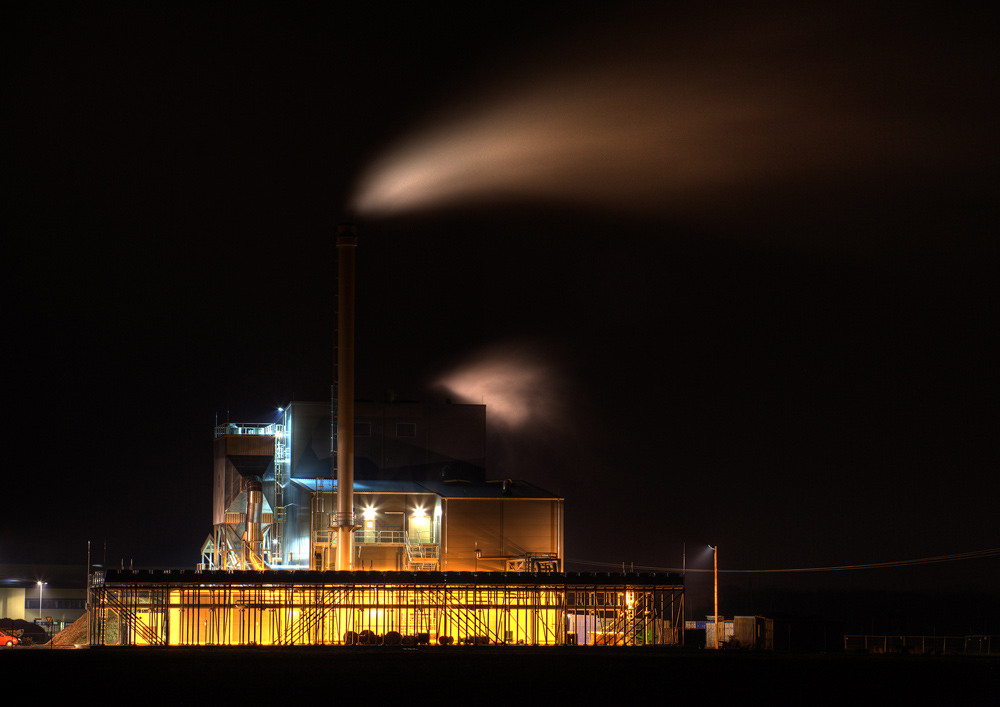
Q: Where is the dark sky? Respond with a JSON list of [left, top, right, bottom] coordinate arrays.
[[5, 3, 997, 622]]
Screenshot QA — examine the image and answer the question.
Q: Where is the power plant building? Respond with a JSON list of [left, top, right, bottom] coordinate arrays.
[[205, 399, 564, 573], [87, 227, 684, 647], [86, 399, 684, 647]]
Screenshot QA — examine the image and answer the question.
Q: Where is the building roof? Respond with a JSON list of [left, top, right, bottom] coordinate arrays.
[[289, 478, 561, 500], [98, 568, 682, 587], [419, 479, 561, 500]]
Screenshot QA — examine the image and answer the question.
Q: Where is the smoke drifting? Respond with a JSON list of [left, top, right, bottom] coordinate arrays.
[[352, 5, 990, 226], [434, 344, 564, 431], [433, 342, 591, 488]]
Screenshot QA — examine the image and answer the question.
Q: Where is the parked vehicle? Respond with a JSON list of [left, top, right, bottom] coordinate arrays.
[[0, 629, 19, 647]]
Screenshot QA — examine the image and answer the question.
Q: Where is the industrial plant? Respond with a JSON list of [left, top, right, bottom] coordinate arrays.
[[87, 226, 685, 647]]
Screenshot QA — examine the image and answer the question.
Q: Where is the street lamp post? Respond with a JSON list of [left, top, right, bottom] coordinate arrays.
[[709, 546, 718, 650], [36, 581, 48, 639]]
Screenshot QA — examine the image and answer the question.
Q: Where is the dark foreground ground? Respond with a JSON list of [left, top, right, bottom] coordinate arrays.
[[4, 646, 996, 702]]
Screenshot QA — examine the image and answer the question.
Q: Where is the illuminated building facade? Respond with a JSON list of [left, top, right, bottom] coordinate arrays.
[[89, 569, 684, 647], [141, 398, 688, 649], [205, 399, 564, 574], [92, 229, 685, 649]]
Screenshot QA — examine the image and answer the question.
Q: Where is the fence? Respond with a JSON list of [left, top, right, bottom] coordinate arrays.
[[844, 634, 997, 656]]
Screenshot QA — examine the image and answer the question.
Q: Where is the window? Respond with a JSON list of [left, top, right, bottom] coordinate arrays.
[[395, 423, 416, 437]]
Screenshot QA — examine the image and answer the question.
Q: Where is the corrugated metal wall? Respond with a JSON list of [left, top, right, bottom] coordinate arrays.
[[444, 498, 562, 571], [212, 435, 275, 525]]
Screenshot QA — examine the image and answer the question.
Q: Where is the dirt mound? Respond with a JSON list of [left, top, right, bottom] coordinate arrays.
[[1, 617, 48, 645], [49, 613, 89, 646]]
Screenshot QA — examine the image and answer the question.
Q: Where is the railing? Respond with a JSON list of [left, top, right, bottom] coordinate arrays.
[[356, 529, 406, 545], [312, 529, 434, 548], [404, 531, 440, 570], [844, 634, 998, 655], [507, 553, 560, 572], [407, 543, 440, 560], [214, 423, 279, 438]]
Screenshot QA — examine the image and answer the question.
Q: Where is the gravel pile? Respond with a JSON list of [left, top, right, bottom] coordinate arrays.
[[49, 613, 89, 646]]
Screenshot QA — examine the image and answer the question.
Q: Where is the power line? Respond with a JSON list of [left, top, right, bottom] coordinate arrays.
[[567, 548, 1000, 574]]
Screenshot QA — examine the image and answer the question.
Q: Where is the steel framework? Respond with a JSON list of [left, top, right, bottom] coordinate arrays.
[[89, 570, 684, 647]]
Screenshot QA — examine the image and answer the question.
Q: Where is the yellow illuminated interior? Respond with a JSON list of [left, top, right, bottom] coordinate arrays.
[[91, 581, 680, 648]]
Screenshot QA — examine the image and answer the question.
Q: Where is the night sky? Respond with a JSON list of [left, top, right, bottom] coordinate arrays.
[[6, 3, 997, 627]]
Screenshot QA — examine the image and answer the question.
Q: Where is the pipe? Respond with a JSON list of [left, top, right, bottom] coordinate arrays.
[[244, 477, 268, 570], [245, 478, 264, 550], [334, 224, 357, 570]]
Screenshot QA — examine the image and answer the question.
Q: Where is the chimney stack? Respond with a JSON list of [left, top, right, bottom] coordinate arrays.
[[334, 224, 357, 571]]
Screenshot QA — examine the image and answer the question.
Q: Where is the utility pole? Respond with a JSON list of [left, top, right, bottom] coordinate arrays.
[[714, 546, 719, 649], [709, 545, 719, 650]]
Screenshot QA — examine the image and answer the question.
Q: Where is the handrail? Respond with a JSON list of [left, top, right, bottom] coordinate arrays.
[[356, 529, 407, 545], [214, 423, 279, 438], [281, 590, 336, 645]]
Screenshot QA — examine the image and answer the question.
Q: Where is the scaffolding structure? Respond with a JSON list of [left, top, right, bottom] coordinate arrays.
[[89, 570, 684, 647]]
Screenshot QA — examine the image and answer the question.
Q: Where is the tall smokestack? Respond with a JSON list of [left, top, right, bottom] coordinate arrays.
[[334, 224, 357, 571]]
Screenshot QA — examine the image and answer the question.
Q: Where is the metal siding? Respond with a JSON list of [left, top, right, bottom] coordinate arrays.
[[501, 499, 559, 557], [212, 438, 226, 525], [443, 499, 560, 571], [288, 400, 487, 478], [426, 404, 486, 467], [734, 616, 755, 649], [223, 436, 275, 457], [354, 402, 383, 471], [288, 401, 331, 480], [444, 499, 502, 570], [382, 403, 426, 470]]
